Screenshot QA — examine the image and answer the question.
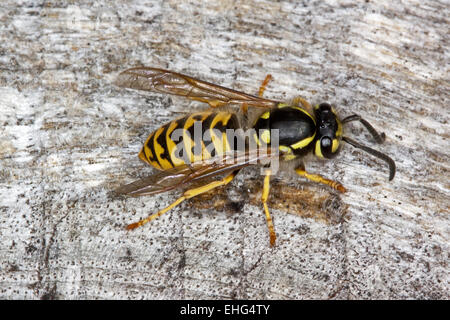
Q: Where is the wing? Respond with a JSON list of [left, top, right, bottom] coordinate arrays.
[[114, 67, 279, 109], [115, 149, 278, 197]]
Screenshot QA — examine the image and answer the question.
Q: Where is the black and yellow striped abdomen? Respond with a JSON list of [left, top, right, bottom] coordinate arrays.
[[139, 111, 240, 170]]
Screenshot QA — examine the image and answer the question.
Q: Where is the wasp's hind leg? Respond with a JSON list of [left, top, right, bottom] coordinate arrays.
[[127, 170, 240, 230], [261, 168, 276, 247], [258, 74, 273, 98], [295, 165, 346, 193]]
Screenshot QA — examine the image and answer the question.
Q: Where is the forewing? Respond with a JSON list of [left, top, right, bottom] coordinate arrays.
[[115, 149, 278, 197], [115, 67, 279, 108], [114, 168, 193, 197]]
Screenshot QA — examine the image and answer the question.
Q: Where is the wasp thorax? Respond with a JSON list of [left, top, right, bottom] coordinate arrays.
[[253, 106, 317, 159], [314, 103, 342, 159]]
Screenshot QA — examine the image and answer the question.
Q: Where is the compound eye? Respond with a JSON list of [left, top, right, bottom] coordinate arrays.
[[319, 136, 338, 159], [321, 137, 332, 149]]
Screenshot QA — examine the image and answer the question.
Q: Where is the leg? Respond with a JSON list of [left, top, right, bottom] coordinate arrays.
[[240, 74, 272, 115], [292, 96, 312, 111], [127, 170, 239, 230], [240, 102, 249, 116], [261, 168, 276, 246], [295, 166, 346, 193], [193, 98, 228, 109], [258, 74, 272, 97]]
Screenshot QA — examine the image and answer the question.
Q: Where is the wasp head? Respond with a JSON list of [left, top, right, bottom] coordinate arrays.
[[313, 103, 342, 159]]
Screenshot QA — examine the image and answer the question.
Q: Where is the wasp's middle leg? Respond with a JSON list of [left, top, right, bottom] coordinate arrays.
[[261, 168, 276, 247], [240, 74, 272, 115], [292, 96, 312, 111]]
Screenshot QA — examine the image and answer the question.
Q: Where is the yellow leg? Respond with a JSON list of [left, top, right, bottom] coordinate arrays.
[[239, 75, 272, 115], [241, 102, 249, 116], [261, 168, 276, 247], [258, 74, 272, 97], [126, 170, 238, 230], [295, 168, 346, 193], [292, 96, 312, 110], [197, 98, 227, 109]]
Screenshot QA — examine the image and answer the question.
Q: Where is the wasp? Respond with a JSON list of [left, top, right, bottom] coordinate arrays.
[[114, 67, 396, 246]]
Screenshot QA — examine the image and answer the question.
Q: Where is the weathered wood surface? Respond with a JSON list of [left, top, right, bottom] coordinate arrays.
[[0, 0, 448, 299]]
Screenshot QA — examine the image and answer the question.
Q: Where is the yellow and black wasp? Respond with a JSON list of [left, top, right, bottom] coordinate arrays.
[[114, 67, 396, 246]]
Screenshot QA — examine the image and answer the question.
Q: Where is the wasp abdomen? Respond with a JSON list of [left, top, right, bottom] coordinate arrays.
[[139, 111, 240, 170]]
